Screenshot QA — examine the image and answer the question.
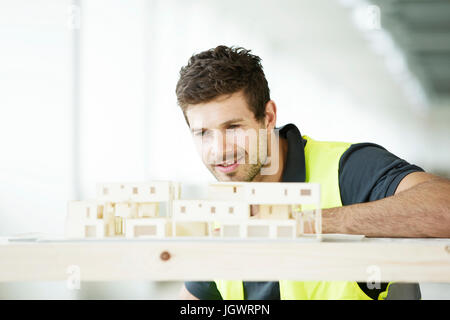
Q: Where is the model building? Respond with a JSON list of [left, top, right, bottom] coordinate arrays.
[[65, 181, 322, 240]]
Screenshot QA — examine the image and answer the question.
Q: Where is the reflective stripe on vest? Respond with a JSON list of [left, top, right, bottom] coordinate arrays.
[[214, 136, 391, 300]]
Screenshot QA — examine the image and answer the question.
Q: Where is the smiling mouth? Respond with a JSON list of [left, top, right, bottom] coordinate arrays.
[[215, 156, 244, 173]]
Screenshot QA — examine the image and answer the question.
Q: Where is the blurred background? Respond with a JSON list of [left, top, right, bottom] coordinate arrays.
[[0, 0, 449, 299]]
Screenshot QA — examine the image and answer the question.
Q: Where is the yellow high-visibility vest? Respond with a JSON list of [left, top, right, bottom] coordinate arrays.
[[215, 136, 391, 300]]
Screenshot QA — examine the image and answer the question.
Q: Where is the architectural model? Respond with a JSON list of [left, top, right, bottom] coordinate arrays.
[[65, 181, 322, 240]]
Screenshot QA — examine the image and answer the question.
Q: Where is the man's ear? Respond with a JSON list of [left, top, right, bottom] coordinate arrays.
[[264, 100, 277, 130]]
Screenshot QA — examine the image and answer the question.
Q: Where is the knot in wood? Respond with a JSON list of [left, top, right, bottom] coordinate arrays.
[[160, 251, 171, 261]]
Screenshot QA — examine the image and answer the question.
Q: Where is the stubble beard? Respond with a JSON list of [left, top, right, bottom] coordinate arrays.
[[207, 125, 270, 182], [210, 152, 267, 182]]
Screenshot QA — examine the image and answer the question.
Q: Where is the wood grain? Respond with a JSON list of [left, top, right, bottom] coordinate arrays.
[[0, 238, 449, 282]]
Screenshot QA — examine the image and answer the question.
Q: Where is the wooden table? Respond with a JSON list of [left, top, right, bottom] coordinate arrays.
[[1, 237, 449, 282]]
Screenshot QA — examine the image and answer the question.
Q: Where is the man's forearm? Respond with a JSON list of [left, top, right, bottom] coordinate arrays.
[[322, 177, 450, 237]]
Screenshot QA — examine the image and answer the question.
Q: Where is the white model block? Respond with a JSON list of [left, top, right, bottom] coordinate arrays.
[[96, 181, 179, 203], [245, 219, 296, 239], [83, 220, 106, 238], [65, 219, 84, 238], [208, 183, 246, 201], [212, 201, 250, 221], [103, 202, 116, 236], [66, 180, 322, 240], [173, 221, 209, 237], [65, 218, 106, 239], [114, 216, 124, 235], [247, 224, 270, 238], [172, 200, 250, 221], [276, 224, 296, 238], [315, 208, 322, 237], [115, 202, 138, 218], [172, 200, 206, 221], [137, 202, 159, 218], [67, 200, 103, 220], [172, 182, 182, 200], [65, 201, 105, 238], [218, 221, 245, 238], [65, 207, 84, 238], [220, 224, 242, 238], [295, 210, 320, 237], [258, 204, 291, 220], [217, 219, 296, 239], [208, 182, 321, 205], [125, 218, 171, 238]]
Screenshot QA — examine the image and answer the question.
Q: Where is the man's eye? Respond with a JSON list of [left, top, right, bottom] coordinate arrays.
[[228, 124, 240, 129], [193, 130, 209, 137], [192, 129, 203, 136]]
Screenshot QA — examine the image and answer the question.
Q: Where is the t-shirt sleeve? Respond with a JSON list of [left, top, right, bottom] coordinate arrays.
[[339, 143, 425, 205], [184, 281, 223, 300]]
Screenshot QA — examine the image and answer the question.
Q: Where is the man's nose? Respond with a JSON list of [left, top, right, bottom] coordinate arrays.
[[208, 130, 235, 164]]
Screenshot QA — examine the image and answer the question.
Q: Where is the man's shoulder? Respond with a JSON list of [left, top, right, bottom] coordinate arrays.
[[302, 135, 353, 148], [338, 142, 424, 205]]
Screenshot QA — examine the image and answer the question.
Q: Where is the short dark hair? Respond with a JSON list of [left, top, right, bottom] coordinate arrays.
[[175, 45, 270, 124]]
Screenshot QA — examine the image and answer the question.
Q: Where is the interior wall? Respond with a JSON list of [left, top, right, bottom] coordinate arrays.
[[0, 0, 72, 236]]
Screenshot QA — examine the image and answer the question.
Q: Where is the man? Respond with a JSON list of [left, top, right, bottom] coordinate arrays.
[[174, 45, 450, 300]]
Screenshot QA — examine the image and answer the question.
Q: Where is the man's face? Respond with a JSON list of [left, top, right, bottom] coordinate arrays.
[[186, 91, 269, 182]]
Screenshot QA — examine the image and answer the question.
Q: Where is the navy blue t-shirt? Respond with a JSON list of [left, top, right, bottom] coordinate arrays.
[[185, 123, 424, 300]]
